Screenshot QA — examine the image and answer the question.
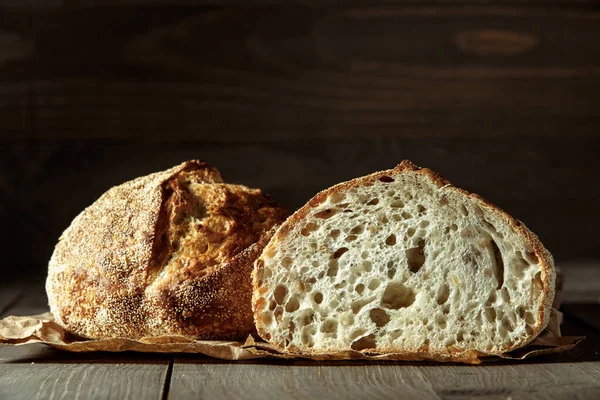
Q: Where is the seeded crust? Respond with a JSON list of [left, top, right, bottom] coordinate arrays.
[[252, 160, 555, 362], [47, 160, 289, 340]]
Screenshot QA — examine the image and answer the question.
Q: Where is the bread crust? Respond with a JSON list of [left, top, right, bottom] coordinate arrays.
[[47, 160, 289, 340], [253, 160, 555, 358]]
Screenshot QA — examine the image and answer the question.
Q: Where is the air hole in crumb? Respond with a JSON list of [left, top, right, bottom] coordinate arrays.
[[334, 248, 349, 259], [460, 204, 469, 216], [321, 319, 338, 333], [361, 251, 369, 260], [327, 260, 338, 277], [330, 229, 341, 239], [439, 196, 449, 206], [502, 318, 514, 332], [392, 214, 402, 221], [351, 334, 377, 351], [274, 285, 288, 304], [268, 300, 276, 311], [362, 261, 373, 272], [355, 284, 365, 294], [401, 211, 412, 219], [350, 225, 364, 235], [345, 235, 358, 242], [369, 308, 390, 327], [313, 292, 323, 304], [501, 287, 511, 303], [385, 234, 397, 246], [525, 251, 539, 265], [407, 228, 416, 237], [406, 238, 426, 273], [350, 329, 367, 341], [285, 296, 300, 312], [490, 239, 505, 289], [436, 284, 450, 305], [436, 316, 447, 329], [485, 308, 496, 323], [368, 279, 381, 290], [524, 311, 536, 325], [300, 326, 316, 347], [341, 314, 355, 326], [387, 262, 397, 279], [282, 257, 293, 267], [417, 205, 426, 214], [525, 324, 534, 336], [457, 332, 465, 343], [259, 312, 273, 326], [381, 283, 415, 310], [420, 220, 430, 228], [314, 209, 337, 219], [379, 176, 395, 183], [531, 271, 543, 300], [391, 200, 405, 208], [298, 310, 314, 327], [329, 192, 346, 204], [367, 198, 379, 206], [301, 222, 319, 237], [486, 291, 497, 306], [351, 297, 376, 314], [274, 306, 283, 321], [451, 224, 458, 231]]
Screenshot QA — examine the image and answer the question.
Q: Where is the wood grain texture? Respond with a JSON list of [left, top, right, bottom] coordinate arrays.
[[0, 7, 599, 140], [169, 359, 442, 400], [0, 285, 172, 400], [170, 310, 600, 400]]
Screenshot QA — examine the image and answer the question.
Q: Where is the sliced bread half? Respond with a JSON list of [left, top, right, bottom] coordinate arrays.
[[252, 160, 555, 362]]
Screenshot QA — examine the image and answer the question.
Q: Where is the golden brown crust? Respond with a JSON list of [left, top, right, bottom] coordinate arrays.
[[253, 160, 555, 357], [47, 161, 288, 340]]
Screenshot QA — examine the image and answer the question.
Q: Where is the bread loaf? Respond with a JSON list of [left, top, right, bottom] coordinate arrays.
[[252, 160, 555, 362], [47, 160, 288, 340]]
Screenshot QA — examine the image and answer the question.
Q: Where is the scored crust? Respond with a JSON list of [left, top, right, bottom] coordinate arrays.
[[252, 160, 556, 361], [47, 160, 289, 340]]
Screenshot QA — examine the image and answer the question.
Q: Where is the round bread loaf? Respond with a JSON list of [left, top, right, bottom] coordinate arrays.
[[46, 160, 289, 340]]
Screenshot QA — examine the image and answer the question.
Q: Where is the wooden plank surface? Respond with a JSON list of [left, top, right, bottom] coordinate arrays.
[[169, 311, 600, 400], [0, 7, 599, 140], [0, 286, 172, 400]]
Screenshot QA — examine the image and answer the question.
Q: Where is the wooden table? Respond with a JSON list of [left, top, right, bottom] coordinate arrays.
[[2, 264, 599, 400]]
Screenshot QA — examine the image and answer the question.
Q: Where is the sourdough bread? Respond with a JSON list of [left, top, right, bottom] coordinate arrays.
[[47, 160, 288, 340], [252, 161, 555, 362]]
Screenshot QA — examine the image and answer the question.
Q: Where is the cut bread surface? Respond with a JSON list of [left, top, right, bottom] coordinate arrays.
[[252, 161, 555, 360]]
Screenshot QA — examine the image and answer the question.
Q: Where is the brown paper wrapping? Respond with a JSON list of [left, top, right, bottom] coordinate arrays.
[[0, 308, 583, 364], [0, 269, 583, 363]]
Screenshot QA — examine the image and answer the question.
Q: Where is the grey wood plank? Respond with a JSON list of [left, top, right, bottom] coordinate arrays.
[[0, 284, 172, 400], [1, 7, 600, 141], [169, 359, 441, 400], [0, 348, 171, 400], [170, 307, 600, 400]]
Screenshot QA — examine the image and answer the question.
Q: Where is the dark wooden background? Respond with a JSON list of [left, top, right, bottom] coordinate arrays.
[[1, 1, 599, 282]]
